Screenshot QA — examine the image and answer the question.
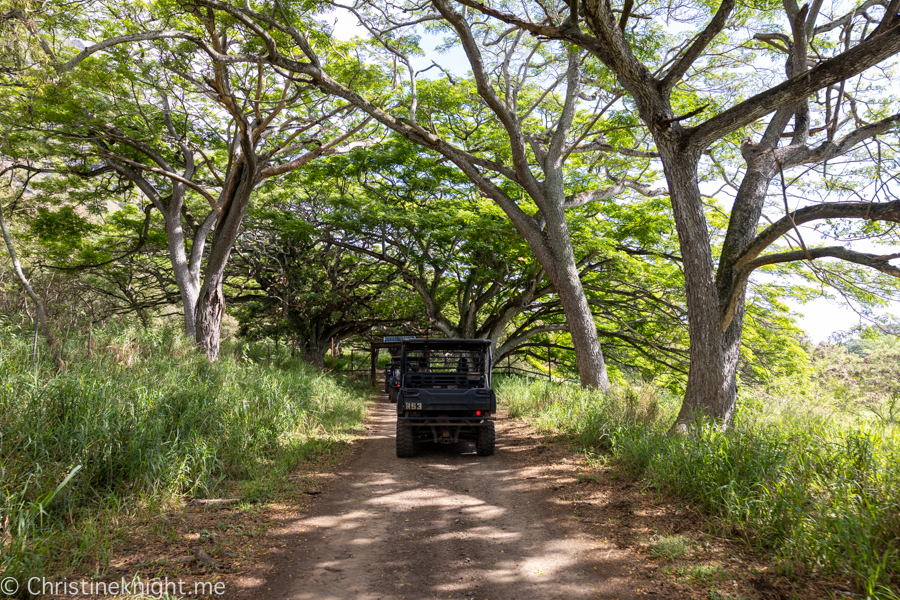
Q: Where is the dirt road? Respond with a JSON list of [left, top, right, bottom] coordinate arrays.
[[231, 397, 687, 600]]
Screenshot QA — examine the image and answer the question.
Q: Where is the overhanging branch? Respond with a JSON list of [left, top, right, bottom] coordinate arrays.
[[734, 199, 900, 272], [722, 246, 900, 330]]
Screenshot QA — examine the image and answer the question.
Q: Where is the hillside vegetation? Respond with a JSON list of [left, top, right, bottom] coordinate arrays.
[[0, 325, 368, 583]]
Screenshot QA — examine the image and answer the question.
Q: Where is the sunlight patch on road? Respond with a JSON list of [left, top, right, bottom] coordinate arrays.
[[428, 527, 520, 543], [298, 511, 378, 528], [363, 488, 503, 512]]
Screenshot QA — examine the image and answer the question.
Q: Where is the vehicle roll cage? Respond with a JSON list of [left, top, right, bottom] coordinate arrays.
[[399, 339, 492, 389]]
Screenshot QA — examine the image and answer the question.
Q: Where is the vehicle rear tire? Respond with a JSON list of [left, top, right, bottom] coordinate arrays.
[[389, 387, 398, 403], [476, 421, 495, 456], [396, 422, 415, 458]]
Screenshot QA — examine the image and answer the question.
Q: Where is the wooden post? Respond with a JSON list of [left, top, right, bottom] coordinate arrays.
[[350, 349, 354, 373], [547, 340, 552, 382], [331, 337, 335, 370]]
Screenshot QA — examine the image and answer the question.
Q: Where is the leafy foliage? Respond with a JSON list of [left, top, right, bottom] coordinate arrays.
[[230, 196, 424, 362], [814, 327, 900, 424]]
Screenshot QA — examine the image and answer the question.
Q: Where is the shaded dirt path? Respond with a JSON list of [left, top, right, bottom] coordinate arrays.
[[233, 397, 688, 600]]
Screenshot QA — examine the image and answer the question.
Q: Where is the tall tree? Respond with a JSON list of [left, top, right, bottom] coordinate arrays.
[[453, 0, 900, 426], [0, 167, 64, 368], [14, 2, 372, 359], [185, 0, 682, 389], [0, 0, 74, 367]]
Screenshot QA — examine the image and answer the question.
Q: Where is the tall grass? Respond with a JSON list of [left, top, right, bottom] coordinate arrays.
[[498, 377, 900, 597], [0, 325, 368, 585]]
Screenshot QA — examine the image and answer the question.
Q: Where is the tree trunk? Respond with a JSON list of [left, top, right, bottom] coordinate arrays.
[[194, 168, 254, 360], [550, 260, 610, 389], [661, 149, 731, 428], [0, 200, 63, 370], [706, 115, 792, 427], [164, 207, 200, 339], [195, 274, 226, 361], [542, 203, 611, 390], [720, 299, 745, 415], [299, 340, 329, 367]]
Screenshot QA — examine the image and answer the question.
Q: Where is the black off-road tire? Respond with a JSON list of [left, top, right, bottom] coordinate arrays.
[[396, 422, 415, 457], [389, 387, 398, 403], [476, 421, 495, 456]]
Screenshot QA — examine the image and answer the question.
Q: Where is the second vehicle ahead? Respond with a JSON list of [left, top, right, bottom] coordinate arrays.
[[393, 338, 496, 458], [385, 354, 401, 403]]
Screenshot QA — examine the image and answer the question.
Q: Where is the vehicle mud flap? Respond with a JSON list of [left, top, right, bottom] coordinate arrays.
[[476, 420, 495, 456], [396, 421, 415, 458]]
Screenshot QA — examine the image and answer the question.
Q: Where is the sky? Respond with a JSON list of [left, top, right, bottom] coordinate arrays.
[[326, 10, 900, 344], [789, 298, 894, 342]]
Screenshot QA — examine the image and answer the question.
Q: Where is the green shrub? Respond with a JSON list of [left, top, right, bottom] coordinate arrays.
[[647, 534, 690, 560], [0, 325, 368, 584], [497, 376, 900, 595]]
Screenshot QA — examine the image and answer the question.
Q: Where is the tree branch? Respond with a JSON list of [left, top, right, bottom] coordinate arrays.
[[452, 0, 615, 65], [494, 323, 570, 359], [687, 19, 900, 150], [62, 31, 201, 72], [96, 150, 221, 213], [753, 32, 791, 53], [748, 246, 900, 273], [722, 246, 900, 330], [660, 0, 736, 93], [734, 200, 900, 272], [781, 111, 900, 167], [431, 0, 545, 205], [813, 0, 886, 36], [565, 139, 659, 158], [260, 116, 372, 178]]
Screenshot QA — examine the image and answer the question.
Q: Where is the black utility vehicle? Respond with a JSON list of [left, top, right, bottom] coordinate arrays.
[[384, 355, 401, 403], [394, 338, 496, 457]]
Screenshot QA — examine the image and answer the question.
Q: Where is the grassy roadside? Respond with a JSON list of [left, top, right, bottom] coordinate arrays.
[[496, 377, 900, 598], [0, 326, 369, 591]]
